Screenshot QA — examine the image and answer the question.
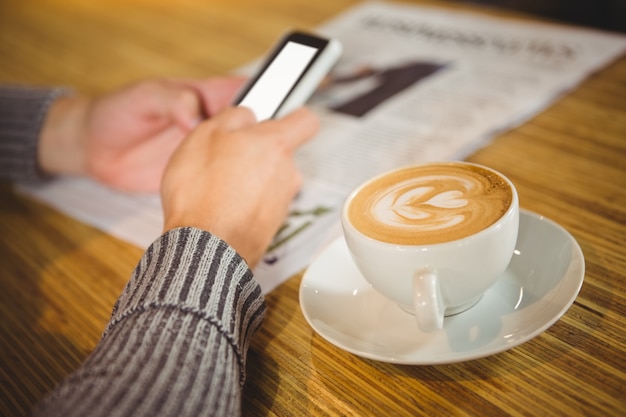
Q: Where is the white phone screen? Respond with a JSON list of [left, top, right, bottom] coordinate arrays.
[[238, 41, 318, 121]]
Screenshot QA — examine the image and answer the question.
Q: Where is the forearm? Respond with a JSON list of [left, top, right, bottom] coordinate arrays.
[[33, 227, 266, 417], [0, 85, 70, 182]]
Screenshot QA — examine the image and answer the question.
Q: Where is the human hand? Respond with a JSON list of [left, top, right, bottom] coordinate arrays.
[[38, 77, 245, 192], [160, 106, 319, 268]]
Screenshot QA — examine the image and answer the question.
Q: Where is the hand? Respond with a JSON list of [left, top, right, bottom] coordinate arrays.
[[161, 106, 319, 268], [38, 77, 245, 192]]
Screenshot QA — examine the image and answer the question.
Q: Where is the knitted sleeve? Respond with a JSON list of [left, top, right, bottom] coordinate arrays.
[[0, 85, 68, 183], [32, 227, 266, 417]]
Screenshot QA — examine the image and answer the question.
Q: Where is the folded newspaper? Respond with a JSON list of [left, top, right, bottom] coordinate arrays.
[[20, 1, 626, 293]]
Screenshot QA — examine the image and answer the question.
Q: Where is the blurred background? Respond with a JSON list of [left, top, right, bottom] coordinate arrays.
[[459, 0, 625, 32]]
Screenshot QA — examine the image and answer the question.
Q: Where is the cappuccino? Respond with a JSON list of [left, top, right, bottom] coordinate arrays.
[[346, 162, 513, 245]]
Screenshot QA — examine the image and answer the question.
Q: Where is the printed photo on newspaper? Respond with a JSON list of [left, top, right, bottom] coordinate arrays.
[[19, 1, 626, 293]]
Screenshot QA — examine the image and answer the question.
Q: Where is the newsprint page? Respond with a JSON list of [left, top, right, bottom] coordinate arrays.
[[20, 1, 626, 293]]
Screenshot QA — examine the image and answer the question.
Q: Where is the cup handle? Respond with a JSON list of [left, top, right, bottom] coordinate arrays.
[[413, 269, 445, 332]]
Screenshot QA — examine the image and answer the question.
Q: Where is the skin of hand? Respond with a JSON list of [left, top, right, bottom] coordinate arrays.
[[160, 106, 319, 268], [38, 77, 245, 192]]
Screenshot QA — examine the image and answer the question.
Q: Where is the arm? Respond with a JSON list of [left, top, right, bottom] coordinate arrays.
[[33, 228, 263, 417], [22, 83, 318, 416], [1, 77, 245, 192], [0, 86, 68, 182]]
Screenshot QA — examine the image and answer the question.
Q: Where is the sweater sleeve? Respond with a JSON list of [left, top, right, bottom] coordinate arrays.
[[0, 85, 68, 183], [32, 227, 266, 417]]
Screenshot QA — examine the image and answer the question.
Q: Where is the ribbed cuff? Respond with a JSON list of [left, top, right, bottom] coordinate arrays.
[[0, 85, 69, 183], [32, 228, 266, 417], [105, 227, 266, 380]]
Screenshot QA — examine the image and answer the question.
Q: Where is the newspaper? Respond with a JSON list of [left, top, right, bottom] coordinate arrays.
[[19, 1, 626, 293]]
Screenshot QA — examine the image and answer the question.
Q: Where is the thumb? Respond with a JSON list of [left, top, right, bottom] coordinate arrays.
[[166, 87, 205, 131]]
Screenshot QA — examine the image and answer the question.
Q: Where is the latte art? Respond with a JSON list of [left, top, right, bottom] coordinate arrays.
[[373, 177, 472, 232], [347, 163, 513, 245]]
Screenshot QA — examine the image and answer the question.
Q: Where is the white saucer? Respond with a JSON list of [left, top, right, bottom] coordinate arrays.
[[299, 209, 585, 365]]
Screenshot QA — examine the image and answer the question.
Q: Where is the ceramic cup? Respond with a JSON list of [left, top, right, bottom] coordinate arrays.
[[341, 161, 519, 332]]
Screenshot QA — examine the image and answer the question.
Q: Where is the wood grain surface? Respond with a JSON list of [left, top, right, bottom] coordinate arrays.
[[1, 0, 625, 416]]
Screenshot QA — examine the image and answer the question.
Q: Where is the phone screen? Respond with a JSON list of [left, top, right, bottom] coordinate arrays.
[[238, 41, 319, 121]]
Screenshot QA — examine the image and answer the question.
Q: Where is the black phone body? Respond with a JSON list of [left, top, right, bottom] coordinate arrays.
[[234, 31, 342, 121]]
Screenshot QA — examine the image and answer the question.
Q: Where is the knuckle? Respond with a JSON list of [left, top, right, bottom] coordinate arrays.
[[176, 89, 200, 109]]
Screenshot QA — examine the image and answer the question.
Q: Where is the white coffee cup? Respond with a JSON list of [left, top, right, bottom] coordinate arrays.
[[341, 161, 519, 332]]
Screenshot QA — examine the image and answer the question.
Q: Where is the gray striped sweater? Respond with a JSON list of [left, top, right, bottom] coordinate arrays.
[[0, 86, 266, 417]]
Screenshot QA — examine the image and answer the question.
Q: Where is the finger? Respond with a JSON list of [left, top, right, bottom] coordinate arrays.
[[199, 105, 257, 134], [256, 107, 320, 151], [128, 80, 204, 132], [163, 86, 204, 131], [173, 76, 247, 117]]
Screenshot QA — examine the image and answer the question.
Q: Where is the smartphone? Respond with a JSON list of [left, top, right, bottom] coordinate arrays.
[[234, 31, 342, 121]]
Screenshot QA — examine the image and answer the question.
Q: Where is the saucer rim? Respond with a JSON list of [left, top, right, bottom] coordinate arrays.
[[298, 209, 585, 365]]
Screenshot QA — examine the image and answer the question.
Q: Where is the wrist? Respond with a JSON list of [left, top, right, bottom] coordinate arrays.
[[38, 94, 91, 176]]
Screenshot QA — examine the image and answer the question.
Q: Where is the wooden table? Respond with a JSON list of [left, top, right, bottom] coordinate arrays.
[[1, 0, 625, 415]]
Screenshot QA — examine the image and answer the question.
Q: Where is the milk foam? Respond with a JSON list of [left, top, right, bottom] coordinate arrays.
[[347, 163, 512, 245], [372, 176, 472, 233]]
